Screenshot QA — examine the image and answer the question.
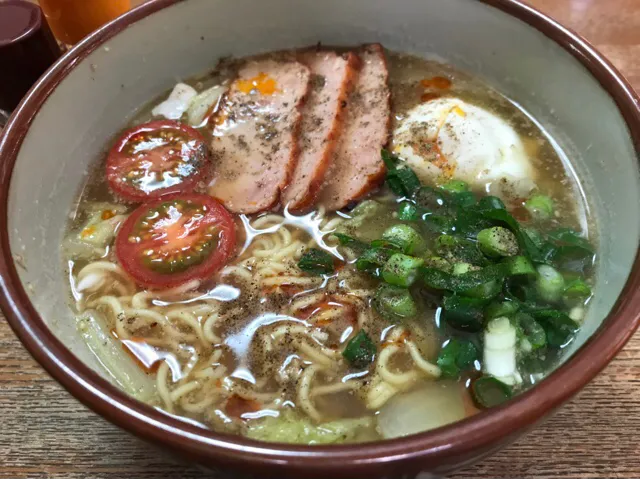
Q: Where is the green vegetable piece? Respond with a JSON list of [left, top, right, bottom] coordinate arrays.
[[331, 233, 368, 252], [374, 284, 418, 321], [548, 228, 594, 252], [370, 239, 403, 250], [450, 190, 477, 208], [462, 279, 502, 300], [516, 313, 547, 350], [504, 255, 536, 277], [524, 194, 554, 221], [476, 195, 506, 212], [485, 300, 520, 320], [381, 149, 399, 169], [437, 338, 479, 379], [413, 186, 447, 211], [535, 264, 565, 303], [547, 228, 595, 274], [439, 179, 469, 193], [381, 224, 427, 255], [382, 150, 422, 197], [393, 168, 422, 197], [479, 208, 546, 263], [530, 309, 578, 347], [436, 234, 488, 266], [342, 330, 377, 369], [397, 202, 419, 221], [441, 295, 486, 332], [421, 263, 507, 294], [452, 262, 473, 275], [519, 350, 551, 374], [382, 254, 424, 288], [423, 255, 452, 272], [472, 377, 512, 408], [436, 234, 457, 249], [356, 247, 396, 276], [563, 279, 592, 304], [477, 226, 519, 258], [298, 249, 335, 275], [422, 214, 455, 234]]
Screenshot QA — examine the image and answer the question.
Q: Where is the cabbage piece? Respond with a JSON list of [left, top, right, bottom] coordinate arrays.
[[187, 85, 227, 127], [152, 82, 197, 120], [377, 380, 466, 439], [245, 410, 374, 445], [77, 310, 156, 402], [63, 203, 128, 260]]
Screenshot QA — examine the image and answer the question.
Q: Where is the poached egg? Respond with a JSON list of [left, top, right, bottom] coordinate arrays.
[[392, 97, 536, 200]]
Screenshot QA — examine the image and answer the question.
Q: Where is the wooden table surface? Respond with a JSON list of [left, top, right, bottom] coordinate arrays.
[[2, 0, 640, 478]]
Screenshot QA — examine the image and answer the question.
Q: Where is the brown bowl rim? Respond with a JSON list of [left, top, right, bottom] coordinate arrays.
[[0, 0, 639, 476]]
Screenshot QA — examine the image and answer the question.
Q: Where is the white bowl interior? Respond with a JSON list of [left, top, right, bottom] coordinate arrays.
[[8, 0, 640, 382]]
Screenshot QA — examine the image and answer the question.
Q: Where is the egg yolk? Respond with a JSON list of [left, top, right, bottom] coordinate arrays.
[[236, 72, 278, 95]]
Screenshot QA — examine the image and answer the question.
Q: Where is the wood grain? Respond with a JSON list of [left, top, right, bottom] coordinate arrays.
[[2, 0, 640, 478]]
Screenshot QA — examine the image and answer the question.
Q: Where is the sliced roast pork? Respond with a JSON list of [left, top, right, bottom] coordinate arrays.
[[208, 59, 310, 214], [281, 50, 359, 212], [317, 44, 391, 211]]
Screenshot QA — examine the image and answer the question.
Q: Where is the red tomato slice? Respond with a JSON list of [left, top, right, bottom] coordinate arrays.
[[106, 120, 209, 202], [115, 194, 236, 288]]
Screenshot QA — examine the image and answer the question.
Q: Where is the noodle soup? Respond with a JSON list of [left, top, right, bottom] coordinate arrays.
[[63, 46, 595, 444]]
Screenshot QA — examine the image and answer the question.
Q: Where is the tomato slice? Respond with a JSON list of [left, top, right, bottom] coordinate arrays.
[[115, 194, 236, 288], [106, 120, 209, 201]]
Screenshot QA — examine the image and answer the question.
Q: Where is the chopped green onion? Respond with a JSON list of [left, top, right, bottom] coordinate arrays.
[[535, 264, 565, 303], [298, 249, 335, 275], [439, 179, 469, 193], [373, 284, 418, 321], [477, 226, 519, 258], [381, 224, 427, 255], [382, 254, 424, 288], [524, 194, 554, 221], [342, 330, 376, 369], [504, 255, 536, 277], [437, 338, 479, 379], [397, 202, 419, 221], [472, 377, 512, 408]]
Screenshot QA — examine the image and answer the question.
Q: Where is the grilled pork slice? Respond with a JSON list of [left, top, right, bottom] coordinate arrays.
[[208, 59, 310, 214], [317, 44, 391, 211], [281, 50, 359, 212]]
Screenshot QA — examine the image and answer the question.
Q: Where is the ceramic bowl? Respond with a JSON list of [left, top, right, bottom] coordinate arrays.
[[0, 0, 639, 477]]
